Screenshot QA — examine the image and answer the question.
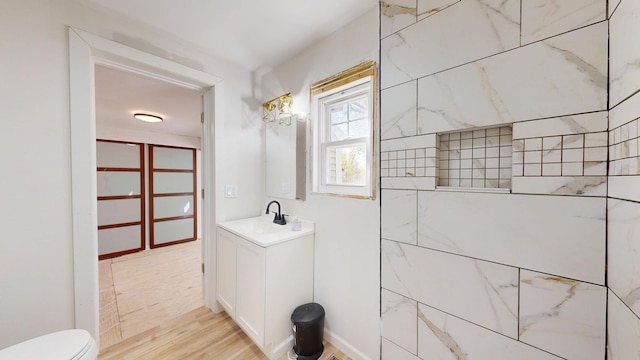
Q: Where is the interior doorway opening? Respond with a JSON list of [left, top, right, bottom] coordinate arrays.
[[69, 28, 223, 348], [93, 65, 205, 347]]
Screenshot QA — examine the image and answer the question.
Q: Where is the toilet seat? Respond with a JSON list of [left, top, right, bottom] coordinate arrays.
[[0, 329, 98, 360]]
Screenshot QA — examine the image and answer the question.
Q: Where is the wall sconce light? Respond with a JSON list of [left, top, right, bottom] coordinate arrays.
[[262, 93, 306, 126], [262, 102, 276, 123]]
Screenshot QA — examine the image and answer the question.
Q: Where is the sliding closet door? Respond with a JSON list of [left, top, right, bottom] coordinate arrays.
[[149, 145, 197, 248], [96, 140, 145, 259]]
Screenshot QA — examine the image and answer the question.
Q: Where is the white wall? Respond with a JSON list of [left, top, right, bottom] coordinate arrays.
[[260, 7, 380, 360], [0, 0, 262, 348]]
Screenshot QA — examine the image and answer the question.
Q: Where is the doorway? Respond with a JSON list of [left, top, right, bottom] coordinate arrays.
[[94, 66, 205, 347], [69, 28, 223, 346]]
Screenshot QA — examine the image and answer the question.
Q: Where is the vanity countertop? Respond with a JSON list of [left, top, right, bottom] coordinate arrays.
[[218, 214, 314, 247]]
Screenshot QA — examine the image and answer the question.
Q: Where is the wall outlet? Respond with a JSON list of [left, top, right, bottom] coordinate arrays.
[[281, 182, 291, 194], [225, 184, 238, 198]]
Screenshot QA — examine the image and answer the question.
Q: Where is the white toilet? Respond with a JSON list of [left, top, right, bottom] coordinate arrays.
[[0, 329, 98, 360]]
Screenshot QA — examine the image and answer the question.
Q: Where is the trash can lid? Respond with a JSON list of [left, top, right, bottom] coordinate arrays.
[[291, 303, 325, 326]]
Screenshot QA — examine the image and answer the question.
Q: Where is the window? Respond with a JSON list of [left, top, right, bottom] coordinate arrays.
[[311, 61, 377, 198]]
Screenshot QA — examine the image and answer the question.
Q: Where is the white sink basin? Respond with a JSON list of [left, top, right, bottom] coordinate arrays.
[[244, 221, 289, 234], [218, 215, 314, 247]]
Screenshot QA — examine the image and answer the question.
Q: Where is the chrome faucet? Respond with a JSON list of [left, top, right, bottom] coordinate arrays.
[[265, 200, 287, 225]]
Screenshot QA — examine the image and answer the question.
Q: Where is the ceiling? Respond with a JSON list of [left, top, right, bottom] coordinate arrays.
[[83, 0, 378, 71], [91, 0, 378, 139], [95, 65, 203, 138]]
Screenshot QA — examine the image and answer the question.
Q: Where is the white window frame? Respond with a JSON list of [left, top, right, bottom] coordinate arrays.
[[311, 75, 375, 198]]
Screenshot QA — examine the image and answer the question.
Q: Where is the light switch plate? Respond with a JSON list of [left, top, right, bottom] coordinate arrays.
[[225, 184, 238, 198]]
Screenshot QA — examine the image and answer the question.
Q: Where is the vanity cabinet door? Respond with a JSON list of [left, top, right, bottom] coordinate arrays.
[[236, 237, 266, 348], [217, 228, 237, 319]]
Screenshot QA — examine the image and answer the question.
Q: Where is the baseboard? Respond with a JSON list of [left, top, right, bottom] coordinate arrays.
[[323, 329, 371, 360], [207, 299, 224, 314], [271, 334, 294, 360]]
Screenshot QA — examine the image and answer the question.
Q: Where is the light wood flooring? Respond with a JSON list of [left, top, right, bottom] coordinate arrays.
[[99, 239, 350, 360], [99, 306, 349, 360], [99, 239, 205, 350]]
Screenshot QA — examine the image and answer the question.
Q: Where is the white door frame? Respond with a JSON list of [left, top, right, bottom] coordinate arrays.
[[68, 27, 223, 344]]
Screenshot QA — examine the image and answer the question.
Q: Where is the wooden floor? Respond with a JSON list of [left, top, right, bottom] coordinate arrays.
[[99, 239, 350, 360], [99, 239, 204, 349], [99, 306, 349, 360]]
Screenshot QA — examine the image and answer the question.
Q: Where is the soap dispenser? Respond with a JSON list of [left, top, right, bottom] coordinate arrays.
[[291, 216, 302, 231]]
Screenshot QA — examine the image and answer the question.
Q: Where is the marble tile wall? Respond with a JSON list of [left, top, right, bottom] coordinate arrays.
[[418, 304, 563, 359], [511, 112, 608, 196], [416, 0, 458, 21], [416, 21, 607, 134], [381, 337, 420, 360], [608, 1, 640, 359], [610, 0, 640, 107], [519, 270, 606, 360], [382, 240, 519, 338], [609, 91, 640, 200], [381, 289, 417, 353], [609, 87, 640, 181], [521, 0, 606, 45], [608, 291, 640, 360], [380, 0, 610, 358], [381, 190, 417, 245], [608, 199, 640, 318], [381, 0, 521, 89], [380, 0, 416, 38], [380, 135, 437, 190], [609, 117, 640, 176], [380, 81, 417, 139], [417, 191, 605, 285], [610, 0, 622, 17], [609, 88, 640, 177]]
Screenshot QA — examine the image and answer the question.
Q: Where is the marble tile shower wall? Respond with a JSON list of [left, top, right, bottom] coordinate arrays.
[[380, 0, 609, 359], [607, 0, 640, 359], [511, 112, 608, 197]]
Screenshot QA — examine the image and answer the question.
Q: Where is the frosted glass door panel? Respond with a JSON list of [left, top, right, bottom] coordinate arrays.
[[154, 218, 194, 245], [154, 196, 194, 219], [153, 147, 194, 170], [97, 171, 141, 196], [97, 142, 141, 168], [98, 225, 142, 256], [153, 173, 193, 194], [98, 198, 141, 226], [149, 145, 196, 248]]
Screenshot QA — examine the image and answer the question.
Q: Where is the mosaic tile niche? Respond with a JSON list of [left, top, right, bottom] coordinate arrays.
[[438, 126, 513, 189]]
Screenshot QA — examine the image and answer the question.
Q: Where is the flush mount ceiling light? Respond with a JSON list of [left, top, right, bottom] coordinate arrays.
[[134, 113, 163, 123], [262, 93, 305, 126]]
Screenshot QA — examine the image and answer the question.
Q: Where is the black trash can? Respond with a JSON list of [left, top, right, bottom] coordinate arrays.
[[291, 303, 325, 360]]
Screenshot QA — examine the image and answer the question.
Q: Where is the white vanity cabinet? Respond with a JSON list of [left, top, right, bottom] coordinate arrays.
[[216, 228, 237, 318], [236, 236, 266, 346], [216, 218, 314, 360]]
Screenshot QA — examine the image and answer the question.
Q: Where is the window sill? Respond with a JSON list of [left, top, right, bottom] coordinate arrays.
[[311, 190, 376, 200]]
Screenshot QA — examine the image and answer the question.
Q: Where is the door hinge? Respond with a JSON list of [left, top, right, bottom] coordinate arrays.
[[201, 112, 204, 124], [201, 188, 205, 199], [201, 263, 205, 273]]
